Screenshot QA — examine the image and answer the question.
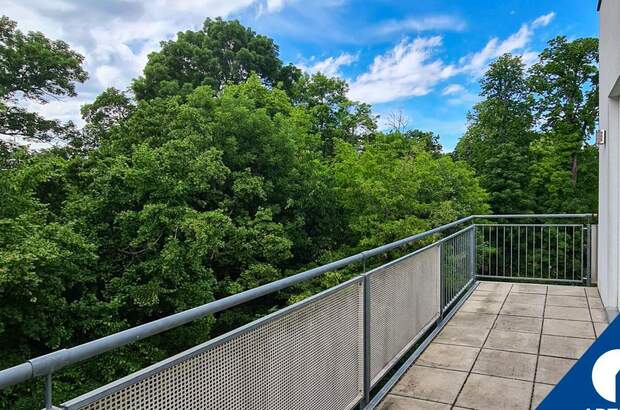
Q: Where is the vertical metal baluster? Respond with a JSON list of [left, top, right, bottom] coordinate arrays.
[[518, 226, 521, 275], [460, 233, 463, 285], [586, 224, 591, 285], [540, 226, 543, 279], [450, 239, 454, 302], [488, 226, 491, 277], [580, 226, 584, 282], [510, 226, 513, 277], [481, 226, 484, 276], [496, 225, 499, 277], [564, 226, 567, 280], [556, 226, 559, 279], [525, 226, 528, 277], [503, 226, 506, 276], [548, 226, 551, 279], [572, 225, 575, 281]]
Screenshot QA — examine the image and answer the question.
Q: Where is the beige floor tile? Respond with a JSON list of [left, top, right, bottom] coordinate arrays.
[[472, 349, 537, 381], [484, 329, 540, 354], [449, 312, 497, 329], [460, 300, 503, 314], [478, 281, 513, 292], [544, 305, 591, 321], [547, 286, 586, 297], [531, 383, 554, 409], [456, 373, 533, 410], [392, 365, 467, 404], [417, 343, 479, 372], [376, 395, 451, 410], [506, 293, 546, 305], [594, 321, 608, 337], [587, 297, 604, 309], [585, 286, 601, 298], [435, 325, 490, 347], [511, 283, 547, 294], [501, 302, 545, 317], [494, 315, 543, 334], [469, 294, 507, 303], [542, 318, 595, 339], [539, 335, 593, 359], [545, 295, 588, 308], [535, 356, 576, 385], [590, 308, 608, 323]]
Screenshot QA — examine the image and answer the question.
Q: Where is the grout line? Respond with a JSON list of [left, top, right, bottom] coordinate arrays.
[[450, 283, 514, 408], [388, 391, 453, 406], [469, 369, 535, 383], [584, 291, 597, 338], [529, 283, 548, 409], [413, 362, 470, 373]]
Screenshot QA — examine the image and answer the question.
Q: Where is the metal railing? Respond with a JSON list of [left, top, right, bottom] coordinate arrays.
[[0, 214, 595, 409], [475, 216, 596, 284]]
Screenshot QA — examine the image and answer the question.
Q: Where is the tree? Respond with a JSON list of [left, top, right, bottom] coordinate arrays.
[[455, 54, 535, 213], [132, 18, 301, 100], [332, 133, 488, 250], [528, 36, 598, 211], [385, 108, 408, 133], [292, 73, 377, 156], [77, 87, 134, 150], [404, 129, 442, 156], [0, 16, 87, 144]]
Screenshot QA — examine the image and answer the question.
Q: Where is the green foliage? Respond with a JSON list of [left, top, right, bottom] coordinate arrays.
[[456, 39, 599, 214], [528, 36, 599, 212], [333, 134, 488, 249], [455, 54, 535, 213], [0, 16, 492, 409], [132, 18, 301, 100], [0, 16, 87, 144]]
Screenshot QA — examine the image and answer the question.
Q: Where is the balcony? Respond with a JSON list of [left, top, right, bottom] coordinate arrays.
[[378, 281, 607, 410], [0, 214, 604, 410]]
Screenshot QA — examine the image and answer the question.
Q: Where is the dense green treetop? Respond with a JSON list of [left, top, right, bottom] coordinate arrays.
[[455, 54, 535, 213], [0, 16, 87, 143], [132, 18, 301, 100]]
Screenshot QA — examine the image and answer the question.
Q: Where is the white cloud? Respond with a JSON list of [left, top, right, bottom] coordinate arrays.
[[298, 53, 358, 76], [2, 0, 289, 128], [266, 0, 287, 12], [375, 15, 466, 35], [348, 36, 457, 104], [532, 12, 555, 28], [347, 12, 553, 106], [441, 84, 464, 95], [458, 12, 553, 77]]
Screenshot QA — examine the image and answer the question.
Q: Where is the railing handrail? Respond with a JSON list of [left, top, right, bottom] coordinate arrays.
[[0, 213, 595, 390]]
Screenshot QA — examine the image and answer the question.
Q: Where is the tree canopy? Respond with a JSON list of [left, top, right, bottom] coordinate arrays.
[[455, 39, 598, 214], [0, 16, 87, 144], [0, 14, 598, 409]]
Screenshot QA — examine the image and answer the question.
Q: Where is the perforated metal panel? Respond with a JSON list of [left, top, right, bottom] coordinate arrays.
[[367, 245, 440, 385], [61, 279, 364, 410]]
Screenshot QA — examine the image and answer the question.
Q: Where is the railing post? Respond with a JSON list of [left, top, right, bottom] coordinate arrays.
[[362, 254, 371, 407], [439, 243, 445, 319], [469, 225, 476, 281], [586, 224, 592, 286], [44, 373, 52, 410]]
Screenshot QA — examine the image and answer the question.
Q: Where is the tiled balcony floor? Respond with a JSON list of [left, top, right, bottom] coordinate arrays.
[[378, 281, 609, 410]]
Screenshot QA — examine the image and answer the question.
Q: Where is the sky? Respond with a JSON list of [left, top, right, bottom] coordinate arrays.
[[4, 0, 599, 151]]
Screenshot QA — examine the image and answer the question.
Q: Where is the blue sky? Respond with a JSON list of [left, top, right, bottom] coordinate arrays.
[[5, 0, 599, 150]]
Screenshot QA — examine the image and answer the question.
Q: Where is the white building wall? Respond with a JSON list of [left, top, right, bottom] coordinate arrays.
[[598, 0, 620, 320]]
